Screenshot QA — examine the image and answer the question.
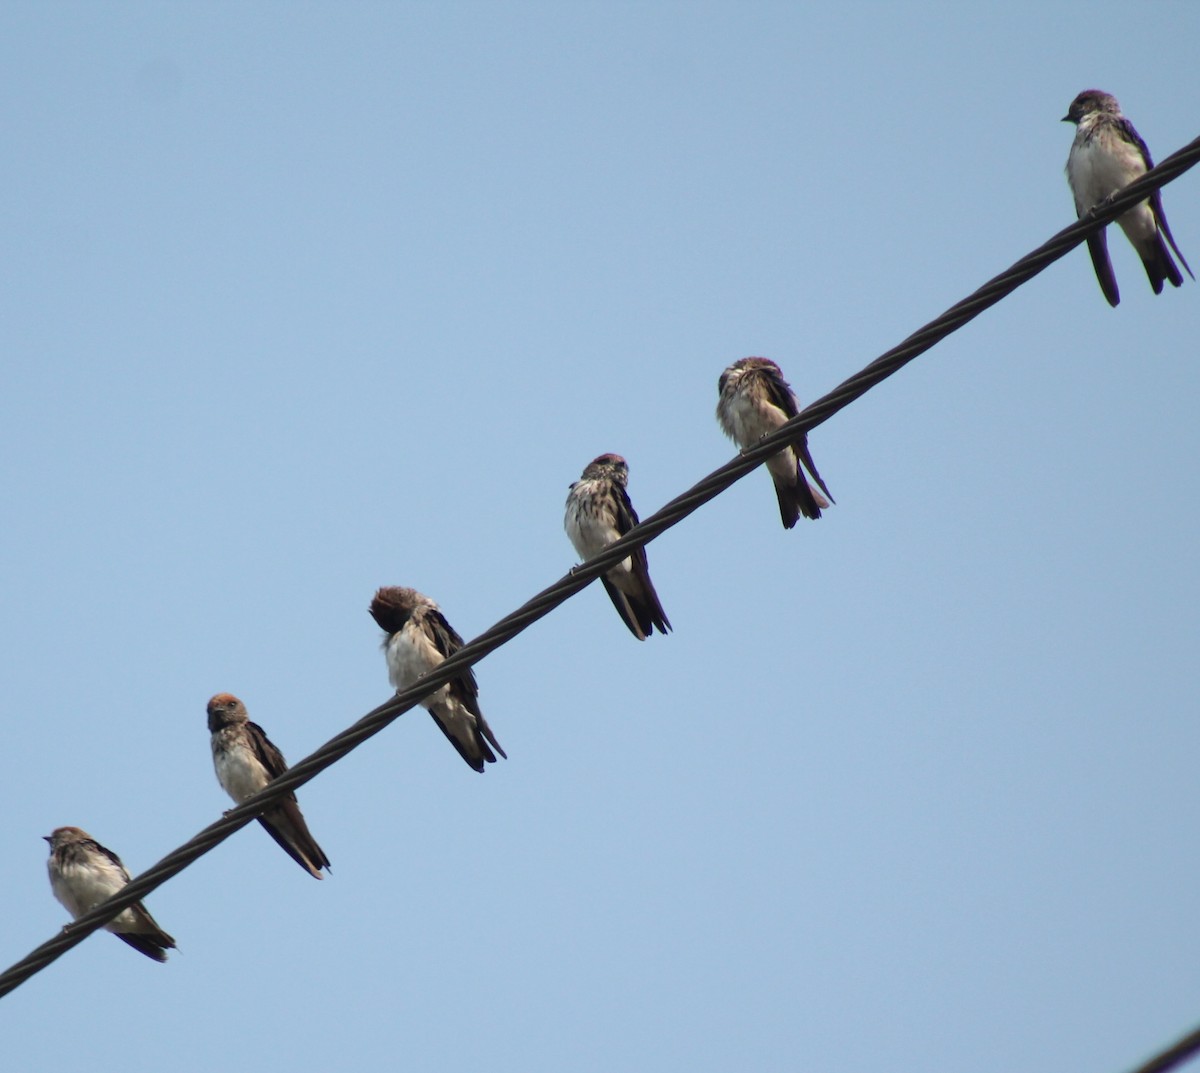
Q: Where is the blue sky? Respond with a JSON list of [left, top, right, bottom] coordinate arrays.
[[2, 4, 1199, 1071]]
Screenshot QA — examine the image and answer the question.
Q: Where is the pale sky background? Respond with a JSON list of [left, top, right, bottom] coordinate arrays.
[[2, 4, 1199, 1072]]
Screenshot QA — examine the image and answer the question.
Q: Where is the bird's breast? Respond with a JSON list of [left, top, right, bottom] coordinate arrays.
[[212, 737, 270, 802], [386, 626, 449, 709], [50, 855, 127, 919], [720, 393, 777, 447], [1068, 134, 1146, 212], [565, 486, 617, 559]]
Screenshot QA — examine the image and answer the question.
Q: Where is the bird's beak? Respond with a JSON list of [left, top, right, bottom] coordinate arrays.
[[42, 836, 52, 844], [1061, 114, 1072, 123]]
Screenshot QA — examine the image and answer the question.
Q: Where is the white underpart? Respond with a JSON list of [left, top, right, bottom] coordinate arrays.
[[212, 735, 270, 803], [386, 622, 453, 710], [718, 384, 784, 447], [565, 480, 632, 575], [50, 854, 141, 932], [386, 622, 481, 757], [719, 383, 796, 486], [1068, 123, 1156, 245]]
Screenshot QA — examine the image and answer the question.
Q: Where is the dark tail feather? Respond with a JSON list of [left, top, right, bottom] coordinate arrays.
[[1141, 229, 1184, 293], [115, 916, 176, 962], [1087, 231, 1120, 306], [776, 466, 830, 526], [634, 582, 672, 638], [774, 477, 825, 526], [1143, 252, 1167, 294], [259, 803, 330, 879], [609, 570, 671, 639], [1153, 191, 1194, 280], [429, 712, 490, 772], [429, 707, 504, 772], [795, 438, 835, 506], [476, 711, 507, 761], [601, 577, 648, 639], [774, 483, 802, 528]]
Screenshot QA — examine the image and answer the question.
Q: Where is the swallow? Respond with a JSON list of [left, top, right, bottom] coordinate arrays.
[[368, 586, 507, 772], [1063, 89, 1193, 306], [564, 453, 671, 639], [44, 826, 176, 962], [206, 693, 331, 880], [716, 357, 834, 528]]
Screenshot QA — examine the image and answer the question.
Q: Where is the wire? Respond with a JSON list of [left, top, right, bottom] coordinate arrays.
[[1127, 1023, 1200, 1073], [3, 132, 1198, 1010]]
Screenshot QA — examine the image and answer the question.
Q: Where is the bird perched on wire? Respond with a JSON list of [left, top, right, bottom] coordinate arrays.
[[369, 586, 507, 773], [565, 452, 672, 640], [1063, 89, 1193, 307], [716, 357, 834, 529], [45, 826, 177, 962], [207, 693, 331, 880]]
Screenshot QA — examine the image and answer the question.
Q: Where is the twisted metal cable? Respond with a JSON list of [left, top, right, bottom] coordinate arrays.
[[1127, 1023, 1200, 1073], [2, 133, 1197, 1004]]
